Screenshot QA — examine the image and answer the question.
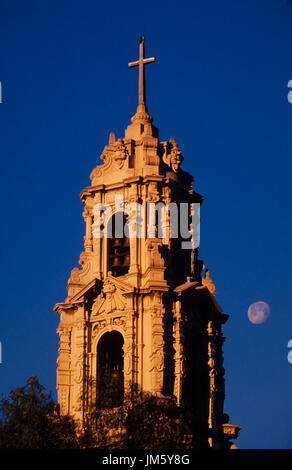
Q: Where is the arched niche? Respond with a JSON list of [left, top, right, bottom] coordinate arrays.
[[96, 330, 124, 408], [107, 212, 130, 277]]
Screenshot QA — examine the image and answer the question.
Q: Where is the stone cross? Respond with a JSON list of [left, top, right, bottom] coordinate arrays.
[[128, 36, 156, 106]]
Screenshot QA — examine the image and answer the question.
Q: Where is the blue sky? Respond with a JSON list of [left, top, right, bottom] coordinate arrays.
[[0, 0, 292, 449]]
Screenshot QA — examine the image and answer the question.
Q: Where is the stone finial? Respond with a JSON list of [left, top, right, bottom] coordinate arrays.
[[170, 142, 183, 174], [202, 265, 216, 296], [109, 132, 115, 145]]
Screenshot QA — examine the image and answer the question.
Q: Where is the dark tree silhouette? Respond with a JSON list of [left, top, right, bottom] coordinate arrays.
[[80, 376, 193, 449], [0, 376, 78, 449], [0, 375, 197, 449]]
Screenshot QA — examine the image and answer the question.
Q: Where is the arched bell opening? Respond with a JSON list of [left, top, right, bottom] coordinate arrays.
[[96, 331, 124, 409], [107, 212, 130, 277]]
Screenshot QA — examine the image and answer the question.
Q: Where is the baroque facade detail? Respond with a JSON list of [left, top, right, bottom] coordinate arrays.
[[54, 37, 240, 448]]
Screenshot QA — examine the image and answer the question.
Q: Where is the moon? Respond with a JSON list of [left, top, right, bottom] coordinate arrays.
[[247, 301, 270, 325]]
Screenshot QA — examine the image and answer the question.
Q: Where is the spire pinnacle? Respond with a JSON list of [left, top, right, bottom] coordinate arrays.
[[128, 35, 156, 109]]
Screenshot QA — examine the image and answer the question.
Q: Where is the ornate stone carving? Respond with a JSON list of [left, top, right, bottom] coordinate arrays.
[[67, 267, 81, 285], [113, 140, 128, 169], [92, 320, 107, 336], [202, 265, 216, 296], [54, 39, 239, 447], [127, 184, 139, 204], [123, 342, 133, 378], [112, 317, 126, 328], [67, 252, 92, 298], [57, 325, 72, 337], [92, 279, 126, 315], [74, 360, 83, 384], [207, 320, 226, 434], [170, 144, 183, 173], [150, 346, 164, 392], [58, 387, 69, 415], [222, 424, 241, 438], [146, 239, 164, 268], [90, 137, 129, 184], [173, 304, 185, 404], [150, 309, 164, 393], [78, 252, 90, 273], [90, 151, 112, 182], [146, 182, 160, 203], [162, 137, 183, 174]]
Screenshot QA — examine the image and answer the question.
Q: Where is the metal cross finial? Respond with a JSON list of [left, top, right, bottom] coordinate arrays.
[[128, 36, 156, 106]]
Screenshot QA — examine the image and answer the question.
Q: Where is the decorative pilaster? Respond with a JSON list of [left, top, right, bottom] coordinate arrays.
[[127, 200, 140, 275], [123, 308, 138, 388], [207, 320, 225, 432], [56, 325, 72, 414], [173, 301, 185, 405], [83, 207, 93, 252], [71, 317, 86, 418], [92, 192, 104, 279], [149, 295, 165, 394]]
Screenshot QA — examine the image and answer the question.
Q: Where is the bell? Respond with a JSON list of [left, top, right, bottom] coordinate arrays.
[[112, 255, 120, 266], [124, 254, 130, 265], [111, 368, 120, 380]]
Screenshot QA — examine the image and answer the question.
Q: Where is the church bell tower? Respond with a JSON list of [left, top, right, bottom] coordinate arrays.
[[54, 36, 240, 448]]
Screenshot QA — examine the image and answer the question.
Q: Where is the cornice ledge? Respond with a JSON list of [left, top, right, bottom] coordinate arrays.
[[53, 302, 77, 314], [80, 184, 105, 200], [222, 423, 241, 438]]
